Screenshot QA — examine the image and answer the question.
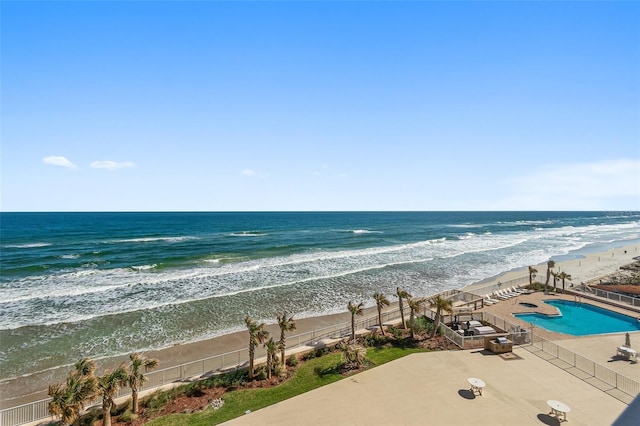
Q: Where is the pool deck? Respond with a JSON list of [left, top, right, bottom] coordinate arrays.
[[478, 290, 640, 380]]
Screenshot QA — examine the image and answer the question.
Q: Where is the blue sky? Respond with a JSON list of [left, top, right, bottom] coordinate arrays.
[[2, 1, 639, 212]]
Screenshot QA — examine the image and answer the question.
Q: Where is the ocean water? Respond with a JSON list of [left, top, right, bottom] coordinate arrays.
[[1, 211, 639, 381]]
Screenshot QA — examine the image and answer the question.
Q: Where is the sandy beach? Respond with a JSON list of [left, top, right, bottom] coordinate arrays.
[[1, 243, 638, 410]]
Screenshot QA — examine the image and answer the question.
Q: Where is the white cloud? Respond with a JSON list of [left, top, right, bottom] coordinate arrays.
[[90, 160, 136, 170], [43, 156, 77, 169], [499, 159, 640, 210], [241, 169, 257, 176]]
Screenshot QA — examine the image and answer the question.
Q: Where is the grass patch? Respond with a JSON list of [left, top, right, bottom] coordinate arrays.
[[366, 346, 427, 366], [146, 346, 429, 426]]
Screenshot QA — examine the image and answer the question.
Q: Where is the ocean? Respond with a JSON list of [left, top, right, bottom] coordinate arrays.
[[1, 211, 639, 382]]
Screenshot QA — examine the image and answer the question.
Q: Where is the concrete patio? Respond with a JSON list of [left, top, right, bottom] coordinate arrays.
[[225, 346, 629, 425]]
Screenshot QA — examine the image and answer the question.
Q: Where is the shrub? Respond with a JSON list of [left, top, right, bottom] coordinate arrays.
[[359, 332, 389, 347], [286, 354, 299, 367], [118, 410, 138, 425], [185, 384, 205, 397], [413, 316, 431, 334], [200, 369, 247, 389], [77, 409, 99, 426], [144, 387, 182, 412], [255, 366, 268, 380], [274, 363, 286, 377]]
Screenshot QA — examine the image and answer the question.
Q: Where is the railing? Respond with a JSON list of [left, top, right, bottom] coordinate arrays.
[[587, 288, 640, 308], [0, 307, 406, 426], [437, 311, 531, 350], [527, 334, 640, 400]]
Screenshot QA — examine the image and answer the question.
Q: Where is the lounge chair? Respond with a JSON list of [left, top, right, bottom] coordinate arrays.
[[496, 290, 514, 300], [617, 346, 638, 363], [504, 287, 521, 297], [484, 294, 499, 304]]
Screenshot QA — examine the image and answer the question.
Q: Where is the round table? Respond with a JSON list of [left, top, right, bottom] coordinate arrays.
[[547, 400, 570, 422], [468, 377, 486, 396]]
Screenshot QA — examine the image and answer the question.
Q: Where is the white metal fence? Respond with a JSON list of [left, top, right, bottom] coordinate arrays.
[[582, 287, 640, 309], [527, 334, 640, 399]]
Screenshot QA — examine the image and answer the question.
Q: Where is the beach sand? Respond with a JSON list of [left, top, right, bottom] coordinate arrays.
[[1, 243, 638, 409]]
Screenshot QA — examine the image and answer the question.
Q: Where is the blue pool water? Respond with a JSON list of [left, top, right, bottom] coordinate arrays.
[[514, 300, 640, 336]]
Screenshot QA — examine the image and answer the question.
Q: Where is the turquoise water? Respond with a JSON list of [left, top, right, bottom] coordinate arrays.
[[514, 300, 640, 335], [1, 211, 639, 380]]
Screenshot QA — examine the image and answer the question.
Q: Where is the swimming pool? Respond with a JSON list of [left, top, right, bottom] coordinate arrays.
[[514, 300, 640, 336]]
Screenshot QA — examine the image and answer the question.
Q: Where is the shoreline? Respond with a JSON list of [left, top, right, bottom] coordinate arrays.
[[2, 243, 639, 409]]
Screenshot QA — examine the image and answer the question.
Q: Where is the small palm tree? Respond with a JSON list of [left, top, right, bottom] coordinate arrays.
[[336, 341, 367, 370], [74, 357, 97, 377], [545, 260, 556, 292], [127, 353, 159, 413], [245, 315, 269, 379], [407, 298, 424, 339], [528, 266, 538, 286], [277, 312, 297, 366], [429, 295, 454, 339], [558, 271, 572, 292], [396, 287, 412, 329], [347, 301, 365, 341], [263, 337, 279, 379], [373, 292, 390, 336], [98, 363, 128, 426], [48, 358, 98, 426], [551, 271, 560, 292]]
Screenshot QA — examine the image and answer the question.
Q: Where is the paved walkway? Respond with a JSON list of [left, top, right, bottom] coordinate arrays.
[[225, 348, 628, 426]]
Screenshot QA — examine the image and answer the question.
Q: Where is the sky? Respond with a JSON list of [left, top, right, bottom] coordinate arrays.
[[2, 1, 639, 212]]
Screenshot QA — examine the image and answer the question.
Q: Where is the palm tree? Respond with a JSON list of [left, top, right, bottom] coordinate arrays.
[[407, 298, 423, 339], [396, 287, 412, 329], [245, 315, 269, 379], [528, 266, 538, 286], [558, 271, 572, 293], [551, 271, 560, 292], [429, 295, 454, 339], [373, 292, 390, 336], [277, 312, 297, 366], [347, 301, 364, 341], [48, 359, 98, 426], [98, 363, 128, 426], [545, 260, 556, 292], [127, 352, 159, 413], [264, 337, 278, 379], [74, 357, 97, 377]]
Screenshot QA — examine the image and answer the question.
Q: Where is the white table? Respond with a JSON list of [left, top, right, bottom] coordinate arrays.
[[547, 399, 571, 422], [468, 377, 486, 396]]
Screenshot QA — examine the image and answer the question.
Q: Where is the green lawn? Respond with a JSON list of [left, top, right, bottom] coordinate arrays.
[[146, 346, 427, 426]]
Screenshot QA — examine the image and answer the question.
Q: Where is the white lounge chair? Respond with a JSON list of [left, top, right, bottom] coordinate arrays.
[[504, 287, 520, 297], [484, 294, 499, 304], [496, 290, 514, 300]]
